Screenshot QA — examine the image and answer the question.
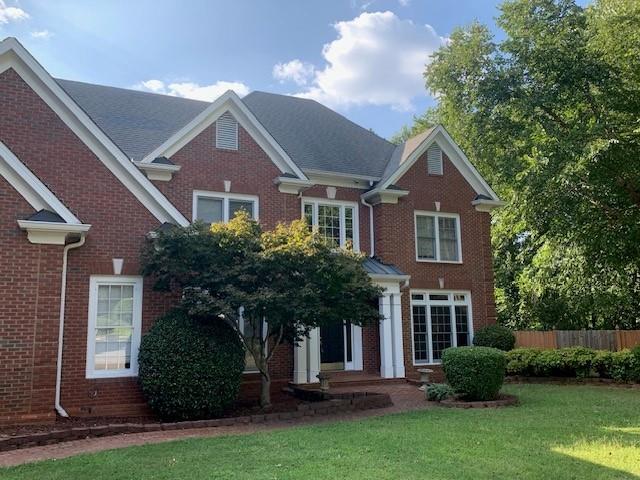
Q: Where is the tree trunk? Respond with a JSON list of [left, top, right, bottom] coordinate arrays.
[[260, 370, 271, 408]]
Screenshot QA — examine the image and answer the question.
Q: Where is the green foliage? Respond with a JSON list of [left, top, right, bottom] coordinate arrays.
[[138, 310, 245, 421], [141, 211, 382, 406], [442, 346, 507, 400], [425, 383, 455, 402], [507, 347, 640, 382], [472, 325, 516, 351], [400, 0, 640, 329]]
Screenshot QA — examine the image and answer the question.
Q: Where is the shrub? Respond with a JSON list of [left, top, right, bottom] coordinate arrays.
[[138, 310, 245, 421], [472, 325, 516, 351], [425, 383, 455, 402], [442, 346, 506, 401], [507, 347, 640, 383]]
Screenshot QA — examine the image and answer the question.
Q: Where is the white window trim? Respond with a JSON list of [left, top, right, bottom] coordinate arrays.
[[414, 210, 462, 264], [238, 307, 266, 374], [301, 197, 360, 252], [409, 290, 473, 366], [86, 276, 143, 379], [192, 190, 259, 223]]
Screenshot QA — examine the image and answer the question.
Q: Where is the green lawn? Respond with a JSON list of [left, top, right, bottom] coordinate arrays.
[[1, 384, 639, 480]]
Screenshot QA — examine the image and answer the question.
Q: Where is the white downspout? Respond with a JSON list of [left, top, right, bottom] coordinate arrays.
[[55, 235, 86, 417], [361, 183, 375, 257]]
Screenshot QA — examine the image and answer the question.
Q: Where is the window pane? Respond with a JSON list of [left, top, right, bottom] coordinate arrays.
[[455, 306, 470, 347], [412, 305, 428, 362], [303, 203, 313, 229], [318, 204, 341, 247], [241, 318, 259, 372], [345, 207, 354, 248], [411, 294, 425, 301], [438, 217, 459, 261], [416, 215, 436, 259], [94, 327, 132, 370], [229, 200, 254, 220], [430, 305, 452, 361], [429, 294, 449, 301], [196, 197, 223, 223]]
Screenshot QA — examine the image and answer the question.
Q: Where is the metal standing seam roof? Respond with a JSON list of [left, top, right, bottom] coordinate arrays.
[[55, 79, 399, 178], [362, 257, 407, 277]]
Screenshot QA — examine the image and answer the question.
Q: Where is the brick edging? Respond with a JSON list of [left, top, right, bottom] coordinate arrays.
[[0, 393, 392, 452], [436, 394, 518, 409], [505, 376, 640, 388]]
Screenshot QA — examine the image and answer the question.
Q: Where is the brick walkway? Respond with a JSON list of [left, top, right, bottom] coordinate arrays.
[[0, 383, 428, 468]]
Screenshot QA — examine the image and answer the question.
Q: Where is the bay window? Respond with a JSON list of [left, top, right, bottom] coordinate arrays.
[[410, 291, 472, 364]]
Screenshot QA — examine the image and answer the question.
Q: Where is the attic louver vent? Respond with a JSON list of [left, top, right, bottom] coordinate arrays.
[[427, 144, 443, 175], [216, 112, 238, 150]]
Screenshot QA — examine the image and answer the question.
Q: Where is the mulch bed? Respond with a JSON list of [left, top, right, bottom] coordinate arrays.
[[0, 391, 392, 452], [434, 394, 519, 409]]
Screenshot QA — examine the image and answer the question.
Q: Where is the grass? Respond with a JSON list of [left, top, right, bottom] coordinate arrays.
[[1, 384, 639, 479]]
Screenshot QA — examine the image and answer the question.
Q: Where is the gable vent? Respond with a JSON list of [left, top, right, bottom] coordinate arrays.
[[427, 144, 443, 175], [216, 112, 238, 150]]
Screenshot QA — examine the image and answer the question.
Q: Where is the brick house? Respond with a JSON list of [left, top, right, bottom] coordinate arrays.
[[0, 38, 503, 423]]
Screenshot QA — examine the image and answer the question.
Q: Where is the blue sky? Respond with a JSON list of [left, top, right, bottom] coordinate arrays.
[[2, 1, 520, 139]]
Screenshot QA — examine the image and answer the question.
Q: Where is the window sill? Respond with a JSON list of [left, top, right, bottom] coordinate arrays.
[[415, 258, 463, 264], [413, 361, 443, 367], [86, 370, 138, 379]]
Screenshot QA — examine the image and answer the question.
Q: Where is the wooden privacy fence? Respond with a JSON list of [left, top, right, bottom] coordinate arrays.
[[514, 330, 640, 351]]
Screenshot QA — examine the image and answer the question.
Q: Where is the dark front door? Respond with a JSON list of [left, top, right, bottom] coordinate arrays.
[[320, 323, 345, 370]]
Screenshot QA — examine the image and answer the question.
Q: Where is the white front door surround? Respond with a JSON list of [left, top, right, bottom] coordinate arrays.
[[292, 279, 405, 383]]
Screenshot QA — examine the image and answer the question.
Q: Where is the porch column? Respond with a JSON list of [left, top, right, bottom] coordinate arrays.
[[379, 291, 406, 378], [292, 327, 320, 384]]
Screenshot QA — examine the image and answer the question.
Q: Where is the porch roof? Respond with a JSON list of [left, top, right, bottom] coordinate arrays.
[[363, 257, 409, 283]]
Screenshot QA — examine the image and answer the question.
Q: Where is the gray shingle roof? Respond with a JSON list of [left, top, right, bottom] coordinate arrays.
[[55, 80, 398, 178], [243, 92, 396, 178], [362, 257, 407, 277], [56, 79, 210, 161], [26, 209, 66, 223]]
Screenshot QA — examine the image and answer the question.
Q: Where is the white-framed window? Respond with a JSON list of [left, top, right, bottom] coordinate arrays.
[[215, 111, 238, 150], [410, 291, 473, 365], [192, 191, 259, 223], [427, 143, 443, 175], [238, 306, 264, 374], [86, 276, 143, 379], [302, 198, 359, 251], [414, 211, 462, 263]]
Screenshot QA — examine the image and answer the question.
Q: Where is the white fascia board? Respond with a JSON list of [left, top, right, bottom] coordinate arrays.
[[361, 188, 410, 205], [274, 176, 314, 194], [368, 273, 411, 283], [378, 125, 501, 202], [17, 220, 91, 245], [0, 140, 81, 224], [0, 37, 189, 227], [140, 90, 308, 181], [471, 198, 507, 212], [135, 162, 181, 182]]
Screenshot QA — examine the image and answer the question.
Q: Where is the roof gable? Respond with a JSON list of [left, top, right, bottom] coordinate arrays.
[[0, 37, 189, 227]]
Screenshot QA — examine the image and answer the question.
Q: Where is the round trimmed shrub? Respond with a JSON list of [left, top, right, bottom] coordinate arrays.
[[138, 310, 245, 421], [472, 325, 516, 351], [442, 346, 506, 401]]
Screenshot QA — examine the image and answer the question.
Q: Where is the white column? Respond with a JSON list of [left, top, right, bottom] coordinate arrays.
[[307, 327, 320, 383], [379, 293, 394, 378], [352, 324, 363, 371], [391, 293, 406, 378], [293, 335, 308, 384]]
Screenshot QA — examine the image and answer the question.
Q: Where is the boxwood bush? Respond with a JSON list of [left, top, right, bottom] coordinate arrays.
[[442, 346, 506, 401], [472, 325, 516, 351], [138, 310, 245, 421], [506, 347, 640, 382]]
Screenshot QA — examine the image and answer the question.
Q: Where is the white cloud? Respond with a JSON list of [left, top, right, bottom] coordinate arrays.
[[398, 0, 410, 6], [272, 60, 315, 86], [0, 0, 29, 24], [135, 79, 250, 101], [287, 11, 445, 111], [30, 29, 53, 39]]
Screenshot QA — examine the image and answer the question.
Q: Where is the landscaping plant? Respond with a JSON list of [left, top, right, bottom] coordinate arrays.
[[442, 346, 507, 401], [425, 383, 455, 402], [141, 211, 382, 407], [472, 325, 516, 351]]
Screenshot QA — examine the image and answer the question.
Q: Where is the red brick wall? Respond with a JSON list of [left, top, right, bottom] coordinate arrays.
[[0, 176, 64, 423], [373, 151, 497, 379]]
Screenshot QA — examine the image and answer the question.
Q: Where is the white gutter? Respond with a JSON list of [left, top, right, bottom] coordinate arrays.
[[361, 195, 375, 257], [55, 235, 86, 417]]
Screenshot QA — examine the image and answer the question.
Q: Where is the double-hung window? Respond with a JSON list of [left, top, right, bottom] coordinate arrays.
[[302, 199, 358, 250], [86, 276, 143, 378], [411, 291, 472, 364], [414, 211, 461, 262], [193, 191, 258, 224]]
